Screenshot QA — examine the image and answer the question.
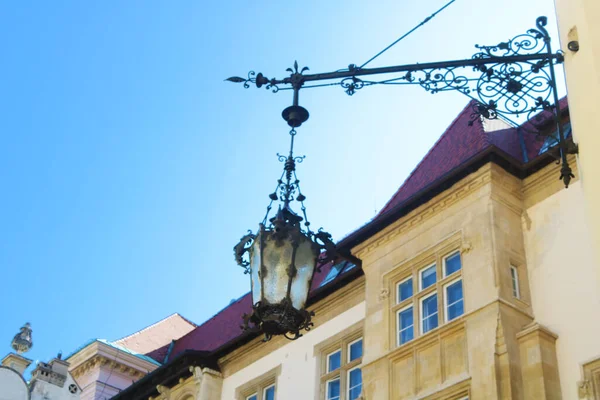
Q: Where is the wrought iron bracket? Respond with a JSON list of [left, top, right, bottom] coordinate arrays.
[[227, 16, 575, 188]]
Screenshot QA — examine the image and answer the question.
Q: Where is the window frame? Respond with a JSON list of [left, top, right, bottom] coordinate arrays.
[[420, 291, 439, 334], [262, 384, 275, 400], [387, 238, 465, 349], [443, 251, 462, 277], [346, 365, 362, 400], [396, 305, 414, 346], [396, 276, 413, 303], [347, 338, 363, 363], [443, 277, 464, 322], [325, 377, 341, 400], [317, 330, 363, 400], [235, 366, 280, 400], [326, 349, 342, 373], [419, 262, 437, 291], [510, 265, 520, 299]]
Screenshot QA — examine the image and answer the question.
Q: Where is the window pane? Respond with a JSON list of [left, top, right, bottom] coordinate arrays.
[[421, 265, 436, 290], [445, 252, 461, 276], [328, 350, 341, 372], [398, 307, 414, 344], [446, 280, 464, 321], [511, 266, 520, 298], [246, 394, 257, 400], [398, 278, 413, 302], [349, 339, 363, 361], [327, 379, 341, 400], [348, 368, 362, 400], [422, 294, 438, 333], [264, 386, 275, 400]]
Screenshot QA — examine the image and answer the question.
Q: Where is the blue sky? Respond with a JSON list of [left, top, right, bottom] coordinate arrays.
[[0, 0, 562, 372]]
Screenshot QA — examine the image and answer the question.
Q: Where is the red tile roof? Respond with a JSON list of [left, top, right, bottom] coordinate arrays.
[[146, 260, 342, 363], [377, 99, 568, 215]]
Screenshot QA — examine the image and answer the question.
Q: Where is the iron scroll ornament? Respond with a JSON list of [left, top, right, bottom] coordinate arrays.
[[227, 17, 577, 187]]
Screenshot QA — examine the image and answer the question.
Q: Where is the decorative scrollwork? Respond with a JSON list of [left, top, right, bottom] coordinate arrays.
[[414, 67, 473, 95], [241, 299, 315, 341], [473, 16, 549, 59], [226, 70, 280, 92], [233, 231, 255, 273], [341, 77, 365, 96]]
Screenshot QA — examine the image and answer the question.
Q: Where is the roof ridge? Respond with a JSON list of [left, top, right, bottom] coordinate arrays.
[[378, 100, 481, 215], [113, 313, 196, 344]]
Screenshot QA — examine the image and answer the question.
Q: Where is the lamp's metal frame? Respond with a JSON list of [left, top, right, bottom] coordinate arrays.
[[228, 17, 578, 187]]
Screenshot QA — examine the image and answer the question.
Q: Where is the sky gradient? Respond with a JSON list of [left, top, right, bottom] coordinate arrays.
[[0, 0, 563, 374]]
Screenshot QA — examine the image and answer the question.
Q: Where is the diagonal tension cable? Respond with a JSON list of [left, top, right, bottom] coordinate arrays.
[[359, 0, 458, 69]]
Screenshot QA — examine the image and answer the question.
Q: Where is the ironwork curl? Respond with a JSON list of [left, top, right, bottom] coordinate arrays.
[[341, 77, 365, 96]]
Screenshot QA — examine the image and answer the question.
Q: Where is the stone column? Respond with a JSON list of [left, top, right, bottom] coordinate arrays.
[[517, 323, 561, 400]]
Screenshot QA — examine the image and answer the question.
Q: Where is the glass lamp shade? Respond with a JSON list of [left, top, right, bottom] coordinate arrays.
[[246, 216, 320, 338], [250, 223, 319, 310]]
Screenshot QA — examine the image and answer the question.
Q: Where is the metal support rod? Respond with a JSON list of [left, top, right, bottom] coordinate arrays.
[[265, 53, 562, 86]]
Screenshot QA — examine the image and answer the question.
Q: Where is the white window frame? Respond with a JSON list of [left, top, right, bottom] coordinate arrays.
[[510, 265, 520, 299], [262, 384, 275, 400], [326, 377, 341, 400], [420, 292, 438, 334], [419, 263, 437, 291], [346, 366, 362, 400], [443, 251, 461, 277], [396, 305, 414, 346], [347, 338, 363, 362], [443, 278, 464, 322], [246, 394, 258, 400], [326, 349, 342, 373], [396, 276, 413, 303]]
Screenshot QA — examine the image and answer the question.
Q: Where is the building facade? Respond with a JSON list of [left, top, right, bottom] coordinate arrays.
[[66, 313, 196, 400], [109, 90, 599, 399]]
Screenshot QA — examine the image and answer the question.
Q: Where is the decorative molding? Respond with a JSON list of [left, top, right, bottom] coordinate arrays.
[[460, 241, 472, 254], [523, 154, 578, 208], [353, 165, 494, 260], [378, 288, 390, 302], [577, 380, 591, 399]]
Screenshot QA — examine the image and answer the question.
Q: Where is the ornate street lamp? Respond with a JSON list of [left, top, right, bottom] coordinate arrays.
[[234, 63, 336, 341]]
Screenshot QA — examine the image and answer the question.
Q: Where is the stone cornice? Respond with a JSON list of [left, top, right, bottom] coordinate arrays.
[[70, 354, 148, 379], [353, 165, 494, 260], [68, 340, 158, 376]]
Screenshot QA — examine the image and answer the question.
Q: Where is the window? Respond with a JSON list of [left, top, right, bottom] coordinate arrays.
[[327, 350, 341, 372], [326, 378, 341, 400], [347, 367, 362, 400], [421, 293, 438, 333], [263, 385, 275, 400], [319, 334, 363, 400], [445, 279, 464, 321], [236, 366, 280, 400], [390, 245, 465, 347], [420, 264, 437, 290], [444, 252, 461, 276], [348, 338, 363, 361], [397, 306, 414, 345], [397, 277, 413, 302], [320, 261, 357, 287], [510, 265, 520, 299]]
